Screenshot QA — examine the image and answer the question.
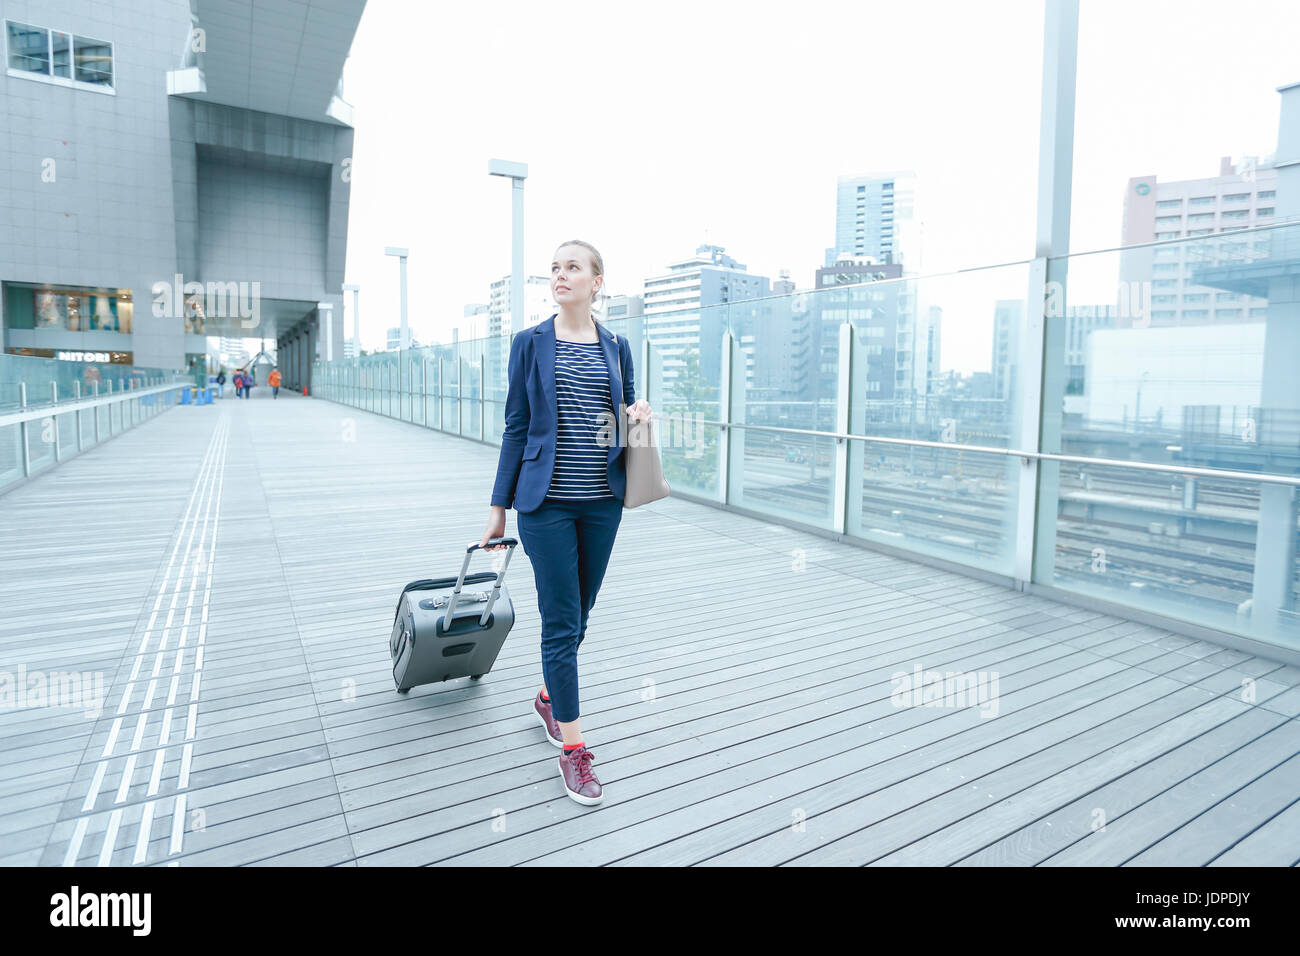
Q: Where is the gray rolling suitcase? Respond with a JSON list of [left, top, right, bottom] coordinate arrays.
[[390, 537, 518, 694]]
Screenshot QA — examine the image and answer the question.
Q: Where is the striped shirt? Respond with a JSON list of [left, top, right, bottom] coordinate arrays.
[[545, 338, 616, 501]]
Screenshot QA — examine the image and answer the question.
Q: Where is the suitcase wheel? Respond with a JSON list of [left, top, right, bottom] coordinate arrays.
[[397, 688, 410, 694], [470, 675, 483, 681]]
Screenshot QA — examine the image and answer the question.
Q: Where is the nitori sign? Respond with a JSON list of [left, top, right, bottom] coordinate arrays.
[[56, 351, 110, 362]]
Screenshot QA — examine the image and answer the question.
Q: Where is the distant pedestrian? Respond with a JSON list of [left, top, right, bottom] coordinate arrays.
[[268, 367, 282, 399], [216, 369, 226, 398], [231, 371, 243, 397]]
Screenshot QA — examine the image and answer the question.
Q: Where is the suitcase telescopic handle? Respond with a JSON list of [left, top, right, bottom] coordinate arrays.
[[443, 537, 519, 631]]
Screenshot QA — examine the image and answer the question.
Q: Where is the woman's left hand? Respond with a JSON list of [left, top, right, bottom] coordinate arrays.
[[627, 399, 653, 424]]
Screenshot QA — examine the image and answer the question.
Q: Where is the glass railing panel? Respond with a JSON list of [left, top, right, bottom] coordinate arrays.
[[443, 355, 460, 435], [0, 423, 22, 488], [641, 304, 722, 499], [57, 409, 76, 453], [1040, 223, 1300, 650], [840, 261, 1031, 574], [726, 295, 835, 524], [465, 355, 481, 438], [26, 410, 55, 471]]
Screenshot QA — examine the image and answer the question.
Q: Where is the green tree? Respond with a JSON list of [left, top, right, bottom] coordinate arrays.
[[661, 345, 720, 491]]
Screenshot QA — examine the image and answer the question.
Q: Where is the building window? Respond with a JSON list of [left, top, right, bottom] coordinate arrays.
[[1222, 192, 1250, 203], [2, 282, 133, 332], [1154, 215, 1182, 226], [1257, 190, 1275, 200], [1188, 228, 1214, 236], [1156, 199, 1182, 210], [1187, 212, 1216, 223], [1154, 231, 1181, 240], [1221, 209, 1249, 221], [73, 35, 112, 85], [1181, 293, 1208, 303], [1257, 207, 1274, 218], [1188, 196, 1215, 207], [4, 19, 112, 90], [1216, 309, 1241, 319]]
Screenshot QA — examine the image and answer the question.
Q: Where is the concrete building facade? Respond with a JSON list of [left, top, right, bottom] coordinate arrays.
[[0, 0, 365, 390]]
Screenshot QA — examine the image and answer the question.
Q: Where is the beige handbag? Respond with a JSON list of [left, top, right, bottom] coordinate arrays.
[[612, 331, 669, 508], [623, 412, 670, 508]]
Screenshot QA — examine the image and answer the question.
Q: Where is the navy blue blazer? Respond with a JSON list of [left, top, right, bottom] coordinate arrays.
[[491, 314, 635, 513]]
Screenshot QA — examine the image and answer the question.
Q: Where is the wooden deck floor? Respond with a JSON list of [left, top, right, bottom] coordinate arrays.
[[2, 389, 1298, 867]]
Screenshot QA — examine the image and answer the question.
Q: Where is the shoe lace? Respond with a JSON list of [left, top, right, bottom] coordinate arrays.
[[570, 747, 597, 783]]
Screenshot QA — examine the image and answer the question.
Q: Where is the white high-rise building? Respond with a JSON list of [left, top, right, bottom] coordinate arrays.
[[642, 244, 770, 389], [218, 335, 249, 368], [827, 171, 921, 271], [489, 275, 554, 340], [1119, 156, 1277, 328]]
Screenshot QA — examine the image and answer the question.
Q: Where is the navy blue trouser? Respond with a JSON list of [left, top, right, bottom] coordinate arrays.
[[516, 495, 623, 723]]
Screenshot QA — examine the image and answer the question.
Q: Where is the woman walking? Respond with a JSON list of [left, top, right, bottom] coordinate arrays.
[[480, 239, 652, 806]]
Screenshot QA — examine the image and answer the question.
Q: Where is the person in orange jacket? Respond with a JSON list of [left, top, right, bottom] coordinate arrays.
[[268, 367, 282, 399]]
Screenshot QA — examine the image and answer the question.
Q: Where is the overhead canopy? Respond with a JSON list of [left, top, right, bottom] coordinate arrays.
[[182, 0, 366, 124]]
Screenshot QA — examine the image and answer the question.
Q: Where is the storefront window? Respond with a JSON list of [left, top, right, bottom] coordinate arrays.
[[3, 283, 132, 332]]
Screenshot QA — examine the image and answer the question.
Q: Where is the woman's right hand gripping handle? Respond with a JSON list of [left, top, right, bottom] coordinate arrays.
[[481, 505, 508, 551]]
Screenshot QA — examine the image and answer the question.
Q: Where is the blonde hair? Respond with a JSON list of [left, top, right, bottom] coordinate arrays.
[[554, 239, 607, 326]]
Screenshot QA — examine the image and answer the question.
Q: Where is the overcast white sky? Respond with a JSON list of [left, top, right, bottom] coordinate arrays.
[[336, 0, 1297, 371]]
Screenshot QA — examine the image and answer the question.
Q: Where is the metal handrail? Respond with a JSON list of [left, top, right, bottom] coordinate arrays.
[[670, 417, 1300, 489], [0, 382, 190, 428]]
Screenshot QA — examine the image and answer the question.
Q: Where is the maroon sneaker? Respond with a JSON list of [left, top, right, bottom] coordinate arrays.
[[534, 692, 563, 748], [558, 745, 603, 805]]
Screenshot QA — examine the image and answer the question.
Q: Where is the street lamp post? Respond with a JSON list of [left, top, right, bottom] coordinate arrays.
[[384, 247, 409, 350], [488, 159, 528, 338]]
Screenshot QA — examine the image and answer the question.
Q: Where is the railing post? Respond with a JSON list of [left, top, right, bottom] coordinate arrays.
[[1018, 0, 1080, 588], [438, 357, 444, 430], [457, 356, 464, 436], [93, 380, 101, 443], [51, 382, 60, 461], [479, 352, 485, 441], [719, 330, 734, 505], [832, 322, 852, 535], [74, 381, 83, 450], [18, 382, 30, 477]]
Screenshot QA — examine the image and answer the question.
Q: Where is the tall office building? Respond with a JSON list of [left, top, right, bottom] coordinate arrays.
[[812, 256, 907, 413], [484, 275, 551, 383], [217, 335, 249, 368], [915, 304, 943, 405], [991, 300, 1021, 403], [1119, 156, 1277, 328], [643, 244, 770, 390], [0, 0, 364, 388], [488, 275, 552, 340], [826, 171, 921, 271]]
